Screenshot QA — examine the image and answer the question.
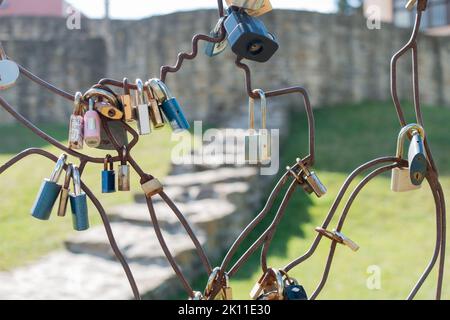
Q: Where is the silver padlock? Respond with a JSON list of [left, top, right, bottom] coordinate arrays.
[[134, 79, 151, 135], [391, 124, 426, 192], [141, 177, 163, 198], [0, 44, 20, 90], [295, 158, 327, 198], [118, 146, 131, 192], [245, 89, 271, 165]]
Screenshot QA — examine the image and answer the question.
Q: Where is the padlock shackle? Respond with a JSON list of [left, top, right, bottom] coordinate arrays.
[[49, 154, 67, 183], [396, 123, 425, 159], [104, 154, 114, 171], [135, 79, 146, 105], [123, 78, 130, 95], [71, 166, 82, 196], [73, 92, 84, 116], [248, 89, 267, 130], [83, 87, 120, 107], [88, 98, 95, 112], [148, 78, 172, 104], [121, 146, 128, 165], [63, 163, 73, 189]]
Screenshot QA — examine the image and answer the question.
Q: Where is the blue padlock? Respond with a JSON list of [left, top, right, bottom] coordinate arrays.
[[205, 17, 228, 57], [70, 165, 89, 231], [224, 6, 279, 62], [150, 79, 190, 133], [31, 154, 67, 220], [101, 154, 116, 193]]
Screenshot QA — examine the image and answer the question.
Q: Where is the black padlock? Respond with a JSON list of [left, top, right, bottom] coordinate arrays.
[[284, 284, 308, 300], [408, 130, 427, 186], [224, 6, 279, 62]]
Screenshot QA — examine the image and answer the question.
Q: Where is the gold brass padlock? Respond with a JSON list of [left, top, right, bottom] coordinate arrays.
[[250, 268, 284, 300], [391, 124, 426, 192], [204, 267, 232, 300], [120, 78, 134, 122], [246, 0, 273, 17], [145, 80, 165, 129], [141, 177, 163, 198], [225, 0, 265, 10], [83, 87, 124, 120]]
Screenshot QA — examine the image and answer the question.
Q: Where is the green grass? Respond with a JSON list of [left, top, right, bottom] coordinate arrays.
[[185, 101, 450, 300], [0, 123, 176, 270]]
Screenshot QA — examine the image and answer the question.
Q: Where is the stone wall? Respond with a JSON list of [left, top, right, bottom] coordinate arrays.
[[0, 10, 449, 125]]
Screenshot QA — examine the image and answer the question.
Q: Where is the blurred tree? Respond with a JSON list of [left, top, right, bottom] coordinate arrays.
[[337, 0, 364, 14]]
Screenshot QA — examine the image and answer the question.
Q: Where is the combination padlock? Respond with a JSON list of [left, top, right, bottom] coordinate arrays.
[[250, 268, 284, 300], [0, 44, 20, 90], [57, 163, 72, 217], [149, 78, 190, 133], [69, 165, 89, 231], [204, 17, 228, 57], [102, 154, 116, 193], [68, 92, 84, 150], [118, 147, 131, 192], [391, 124, 427, 192], [120, 78, 134, 122], [296, 158, 327, 198], [245, 89, 271, 165], [145, 80, 165, 129], [31, 154, 67, 220], [280, 272, 307, 300], [141, 177, 164, 198], [224, 6, 279, 63], [134, 79, 151, 135], [83, 98, 101, 148]]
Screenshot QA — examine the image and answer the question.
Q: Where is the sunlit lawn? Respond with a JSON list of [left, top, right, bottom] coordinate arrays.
[[0, 124, 176, 270], [185, 102, 450, 300]]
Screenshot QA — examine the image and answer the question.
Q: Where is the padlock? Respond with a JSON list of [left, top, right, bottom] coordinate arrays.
[[391, 124, 427, 192], [141, 177, 164, 198], [245, 89, 271, 164], [246, 0, 273, 17], [204, 268, 232, 300], [84, 86, 129, 150], [0, 44, 20, 90], [83, 98, 101, 148], [149, 79, 190, 133], [120, 78, 134, 122], [189, 292, 204, 300], [408, 129, 427, 186], [145, 80, 165, 129], [204, 17, 228, 57], [102, 154, 116, 193], [31, 154, 67, 220], [250, 268, 284, 300], [225, 0, 265, 10], [296, 158, 327, 198], [69, 166, 89, 231], [224, 6, 279, 63], [68, 92, 84, 150], [84, 87, 123, 120], [118, 146, 131, 192], [57, 163, 72, 217], [134, 79, 152, 135], [281, 274, 308, 301]]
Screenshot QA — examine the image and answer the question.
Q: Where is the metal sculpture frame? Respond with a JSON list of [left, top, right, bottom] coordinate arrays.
[[0, 0, 445, 300]]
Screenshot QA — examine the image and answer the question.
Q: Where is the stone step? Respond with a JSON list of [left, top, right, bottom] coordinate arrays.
[[0, 251, 181, 300], [65, 222, 205, 266], [163, 167, 257, 187]]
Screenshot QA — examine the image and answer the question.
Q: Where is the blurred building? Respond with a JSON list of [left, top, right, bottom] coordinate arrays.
[[0, 0, 69, 17], [364, 0, 450, 35]]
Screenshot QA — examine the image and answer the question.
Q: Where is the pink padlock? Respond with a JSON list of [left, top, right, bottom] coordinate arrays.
[[83, 98, 101, 148]]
